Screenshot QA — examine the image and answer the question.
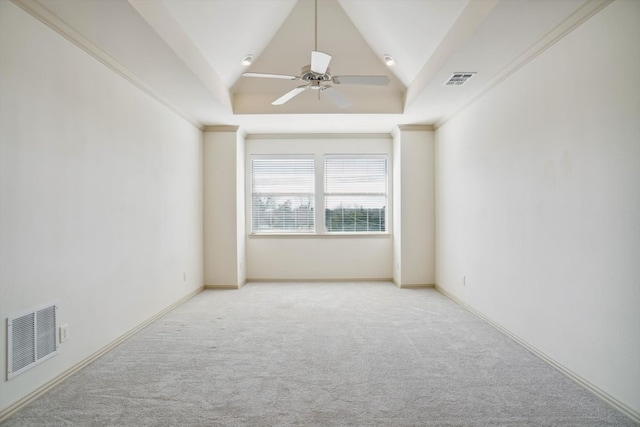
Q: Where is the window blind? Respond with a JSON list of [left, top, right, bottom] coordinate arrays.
[[324, 156, 387, 233], [251, 156, 315, 233]]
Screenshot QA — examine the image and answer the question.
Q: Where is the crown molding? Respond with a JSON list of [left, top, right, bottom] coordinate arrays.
[[10, 0, 203, 130], [390, 125, 434, 139], [434, 0, 613, 129], [396, 125, 435, 132], [203, 125, 240, 133], [405, 0, 500, 109]]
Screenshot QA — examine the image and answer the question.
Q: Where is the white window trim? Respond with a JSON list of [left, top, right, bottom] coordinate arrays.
[[250, 154, 316, 234], [323, 154, 388, 235], [245, 136, 393, 237]]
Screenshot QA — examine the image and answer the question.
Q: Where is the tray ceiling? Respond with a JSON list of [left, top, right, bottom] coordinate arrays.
[[18, 0, 604, 132]]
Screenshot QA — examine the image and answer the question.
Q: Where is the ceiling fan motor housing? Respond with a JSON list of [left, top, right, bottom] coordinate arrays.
[[301, 65, 331, 82]]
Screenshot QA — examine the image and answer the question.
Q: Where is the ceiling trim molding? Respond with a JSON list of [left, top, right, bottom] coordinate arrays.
[[405, 0, 500, 109], [396, 125, 435, 132], [203, 125, 240, 133], [127, 0, 232, 111], [10, 0, 204, 130], [391, 125, 434, 139], [434, 0, 614, 130]]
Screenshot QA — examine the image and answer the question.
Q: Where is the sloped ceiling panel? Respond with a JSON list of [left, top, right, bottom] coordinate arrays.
[[20, 0, 605, 132], [161, 0, 297, 88], [406, 0, 590, 126], [232, 0, 405, 114], [35, 0, 231, 126], [338, 0, 468, 87]]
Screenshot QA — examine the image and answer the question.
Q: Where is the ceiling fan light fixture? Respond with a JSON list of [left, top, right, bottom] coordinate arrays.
[[383, 54, 396, 67], [240, 54, 254, 67]]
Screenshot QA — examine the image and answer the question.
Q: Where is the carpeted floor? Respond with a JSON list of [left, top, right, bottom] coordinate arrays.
[[3, 282, 636, 426]]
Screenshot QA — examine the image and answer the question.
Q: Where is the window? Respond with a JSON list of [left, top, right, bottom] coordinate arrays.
[[324, 155, 387, 233], [250, 152, 389, 235], [251, 156, 315, 233]]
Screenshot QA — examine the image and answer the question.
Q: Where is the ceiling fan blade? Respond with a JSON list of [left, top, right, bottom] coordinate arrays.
[[272, 86, 308, 105], [332, 75, 390, 86], [243, 72, 299, 80], [311, 51, 331, 74], [321, 86, 350, 108]]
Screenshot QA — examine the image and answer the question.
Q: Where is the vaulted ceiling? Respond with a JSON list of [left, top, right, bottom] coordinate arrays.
[[18, 0, 607, 133]]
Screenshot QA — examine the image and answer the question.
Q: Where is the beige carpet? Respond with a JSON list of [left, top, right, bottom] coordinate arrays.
[[3, 282, 636, 426]]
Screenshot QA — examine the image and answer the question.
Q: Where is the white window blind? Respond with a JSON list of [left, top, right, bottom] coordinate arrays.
[[324, 155, 387, 233], [251, 156, 315, 233]]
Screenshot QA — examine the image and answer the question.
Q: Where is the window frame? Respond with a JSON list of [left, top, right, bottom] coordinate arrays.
[[250, 154, 316, 234], [246, 136, 392, 237], [323, 154, 388, 234]]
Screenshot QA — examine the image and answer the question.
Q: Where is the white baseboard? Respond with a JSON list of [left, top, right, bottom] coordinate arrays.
[[6, 283, 635, 423], [393, 281, 435, 289], [434, 284, 640, 424], [246, 278, 394, 283], [0, 286, 204, 423], [204, 284, 241, 290]]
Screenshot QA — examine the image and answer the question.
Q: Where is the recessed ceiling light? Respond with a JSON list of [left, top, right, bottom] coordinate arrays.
[[383, 54, 396, 67], [241, 54, 254, 66]]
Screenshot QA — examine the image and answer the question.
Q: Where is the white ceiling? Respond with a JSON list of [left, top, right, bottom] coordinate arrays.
[[24, 0, 603, 133]]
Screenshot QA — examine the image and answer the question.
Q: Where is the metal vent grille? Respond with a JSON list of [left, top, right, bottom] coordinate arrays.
[[10, 313, 36, 372], [36, 306, 57, 359], [445, 72, 476, 86], [7, 304, 58, 379]]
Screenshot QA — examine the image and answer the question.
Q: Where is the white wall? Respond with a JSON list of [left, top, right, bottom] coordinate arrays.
[[392, 127, 435, 287], [203, 128, 246, 287], [236, 131, 247, 286], [435, 0, 639, 415], [0, 1, 203, 412], [245, 136, 393, 280], [392, 133, 403, 285]]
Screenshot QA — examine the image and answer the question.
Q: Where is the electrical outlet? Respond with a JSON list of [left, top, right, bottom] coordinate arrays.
[[59, 324, 69, 343]]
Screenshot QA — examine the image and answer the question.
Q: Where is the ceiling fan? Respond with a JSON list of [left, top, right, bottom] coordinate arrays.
[[241, 0, 390, 108]]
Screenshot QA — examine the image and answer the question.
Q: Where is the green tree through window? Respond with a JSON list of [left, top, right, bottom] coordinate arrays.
[[324, 156, 387, 233]]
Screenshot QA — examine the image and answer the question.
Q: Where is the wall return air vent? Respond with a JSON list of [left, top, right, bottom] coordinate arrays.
[[7, 303, 58, 379], [445, 72, 476, 86]]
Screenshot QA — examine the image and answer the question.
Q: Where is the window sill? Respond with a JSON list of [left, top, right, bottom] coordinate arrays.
[[248, 233, 391, 239]]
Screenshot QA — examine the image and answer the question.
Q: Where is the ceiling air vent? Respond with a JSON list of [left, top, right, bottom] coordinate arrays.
[[445, 72, 476, 86]]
